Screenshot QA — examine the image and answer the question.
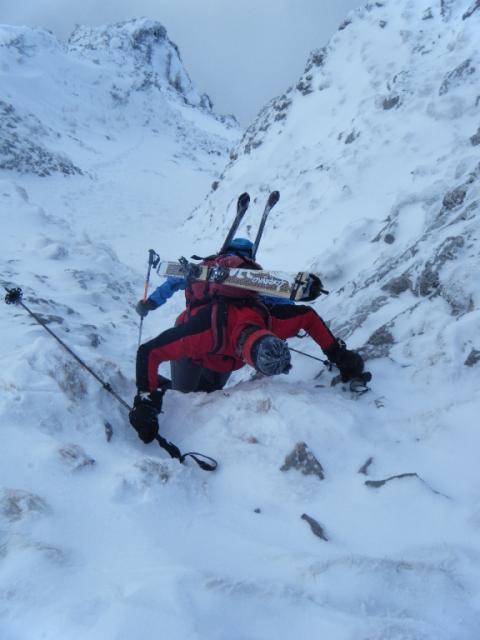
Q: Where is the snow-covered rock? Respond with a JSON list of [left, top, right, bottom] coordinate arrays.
[[0, 19, 237, 181], [67, 18, 211, 110]]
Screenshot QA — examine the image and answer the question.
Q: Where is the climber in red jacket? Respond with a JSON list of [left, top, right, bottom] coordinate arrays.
[[129, 238, 364, 444]]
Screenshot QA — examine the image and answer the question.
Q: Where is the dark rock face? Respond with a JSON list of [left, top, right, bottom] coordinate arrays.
[[441, 0, 455, 19], [0, 101, 82, 177], [339, 18, 352, 31], [367, 327, 395, 347], [306, 48, 327, 71], [442, 187, 467, 210], [301, 513, 328, 541], [236, 93, 292, 157], [229, 48, 329, 161], [362, 326, 396, 359], [334, 295, 389, 340], [382, 96, 401, 110], [296, 48, 328, 96], [296, 75, 314, 96], [439, 59, 476, 95], [131, 22, 167, 50], [416, 236, 465, 298], [381, 275, 412, 295], [470, 128, 480, 145], [345, 130, 360, 144], [417, 264, 440, 297], [464, 349, 480, 366], [280, 442, 324, 480], [462, 1, 480, 20]]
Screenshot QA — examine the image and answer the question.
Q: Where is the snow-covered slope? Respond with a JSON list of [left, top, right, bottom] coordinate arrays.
[[0, 18, 238, 265], [194, 0, 480, 375], [2, 4, 480, 640]]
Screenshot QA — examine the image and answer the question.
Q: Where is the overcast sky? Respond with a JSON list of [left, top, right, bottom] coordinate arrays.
[[1, 0, 360, 124]]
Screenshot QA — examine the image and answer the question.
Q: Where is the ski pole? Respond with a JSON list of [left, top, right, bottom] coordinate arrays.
[[3, 284, 131, 411], [2, 283, 218, 471], [138, 249, 160, 347], [289, 346, 330, 366], [289, 344, 372, 393]]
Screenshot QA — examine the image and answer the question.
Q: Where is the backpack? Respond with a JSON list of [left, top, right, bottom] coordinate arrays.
[[185, 253, 263, 310]]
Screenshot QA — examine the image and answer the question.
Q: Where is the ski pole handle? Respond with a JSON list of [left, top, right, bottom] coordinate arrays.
[[142, 279, 149, 302], [143, 249, 160, 301], [138, 250, 160, 347]]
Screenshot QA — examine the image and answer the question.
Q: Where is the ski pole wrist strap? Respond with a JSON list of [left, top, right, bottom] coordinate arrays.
[[155, 435, 218, 471]]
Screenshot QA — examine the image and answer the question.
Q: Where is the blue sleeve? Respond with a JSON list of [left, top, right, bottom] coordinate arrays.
[[260, 294, 295, 306], [149, 277, 186, 308]]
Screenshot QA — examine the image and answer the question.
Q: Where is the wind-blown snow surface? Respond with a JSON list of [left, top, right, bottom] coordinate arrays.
[[1, 4, 480, 640]]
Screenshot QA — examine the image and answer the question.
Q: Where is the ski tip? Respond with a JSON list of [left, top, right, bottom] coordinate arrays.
[[238, 192, 250, 208], [268, 191, 280, 207]]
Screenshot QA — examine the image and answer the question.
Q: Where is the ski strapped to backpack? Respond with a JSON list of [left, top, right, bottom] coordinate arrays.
[[157, 259, 328, 302], [155, 190, 328, 302], [2, 284, 218, 472], [219, 192, 251, 255], [252, 190, 279, 259]]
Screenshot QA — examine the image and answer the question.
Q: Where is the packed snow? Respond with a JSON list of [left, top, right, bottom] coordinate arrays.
[[1, 3, 480, 639]]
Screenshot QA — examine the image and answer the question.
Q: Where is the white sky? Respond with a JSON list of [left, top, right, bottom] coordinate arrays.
[[0, 0, 361, 124]]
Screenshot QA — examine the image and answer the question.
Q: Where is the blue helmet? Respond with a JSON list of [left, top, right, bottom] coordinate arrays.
[[227, 237, 254, 257]]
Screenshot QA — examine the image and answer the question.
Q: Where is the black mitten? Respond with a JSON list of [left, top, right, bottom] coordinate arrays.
[[135, 298, 158, 317], [325, 339, 364, 382], [129, 391, 163, 443]]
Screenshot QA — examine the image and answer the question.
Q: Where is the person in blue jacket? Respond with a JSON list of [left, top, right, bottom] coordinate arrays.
[[138, 239, 295, 312]]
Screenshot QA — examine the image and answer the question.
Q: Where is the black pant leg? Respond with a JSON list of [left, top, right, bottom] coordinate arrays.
[[170, 358, 203, 393], [170, 359, 231, 393], [198, 369, 231, 393]]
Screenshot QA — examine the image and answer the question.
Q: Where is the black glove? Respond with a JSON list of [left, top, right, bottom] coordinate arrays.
[[325, 338, 364, 382], [300, 274, 326, 302], [129, 391, 163, 443], [135, 298, 158, 317]]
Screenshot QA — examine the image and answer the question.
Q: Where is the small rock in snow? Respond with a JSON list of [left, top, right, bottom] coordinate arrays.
[[464, 349, 480, 367], [301, 513, 329, 541], [58, 444, 96, 471], [0, 488, 51, 522], [280, 442, 325, 480]]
